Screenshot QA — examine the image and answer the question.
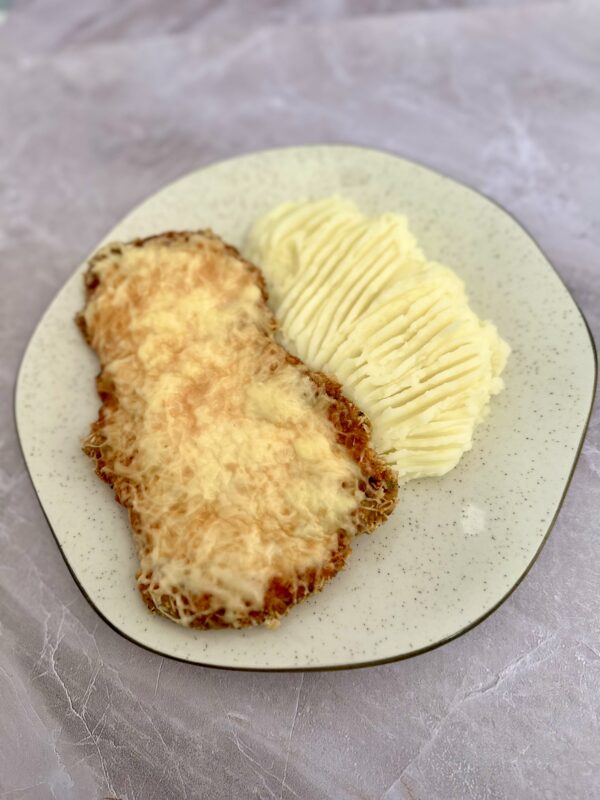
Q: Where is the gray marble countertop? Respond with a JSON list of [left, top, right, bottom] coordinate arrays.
[[1, 1, 599, 798]]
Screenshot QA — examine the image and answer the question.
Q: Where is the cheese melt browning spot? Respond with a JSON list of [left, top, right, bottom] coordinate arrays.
[[79, 233, 393, 627], [247, 198, 510, 481]]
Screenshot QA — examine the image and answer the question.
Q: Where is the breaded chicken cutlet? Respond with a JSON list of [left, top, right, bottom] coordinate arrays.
[[77, 231, 397, 629]]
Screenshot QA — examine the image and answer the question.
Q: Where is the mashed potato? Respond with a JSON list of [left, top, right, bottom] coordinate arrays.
[[246, 197, 509, 481]]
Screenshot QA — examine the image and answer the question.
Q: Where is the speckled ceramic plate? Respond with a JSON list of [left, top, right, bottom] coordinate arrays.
[[15, 146, 596, 671]]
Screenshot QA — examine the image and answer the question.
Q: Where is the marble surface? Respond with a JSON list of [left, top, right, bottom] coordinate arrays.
[[1, 1, 599, 798]]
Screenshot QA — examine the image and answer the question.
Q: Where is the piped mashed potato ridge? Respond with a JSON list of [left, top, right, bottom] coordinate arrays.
[[247, 197, 510, 482], [78, 231, 396, 629]]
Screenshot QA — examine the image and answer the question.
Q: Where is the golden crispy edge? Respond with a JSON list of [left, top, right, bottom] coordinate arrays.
[[76, 230, 398, 629]]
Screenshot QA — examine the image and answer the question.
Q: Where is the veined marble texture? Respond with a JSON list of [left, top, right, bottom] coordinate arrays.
[[1, 1, 599, 799]]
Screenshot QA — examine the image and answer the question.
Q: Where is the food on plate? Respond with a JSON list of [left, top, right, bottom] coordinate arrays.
[[77, 231, 397, 629], [247, 197, 510, 481]]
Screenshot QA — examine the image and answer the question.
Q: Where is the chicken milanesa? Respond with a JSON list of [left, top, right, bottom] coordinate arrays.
[[77, 230, 397, 629]]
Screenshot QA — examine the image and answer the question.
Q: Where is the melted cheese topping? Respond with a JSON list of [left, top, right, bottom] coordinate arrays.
[[247, 198, 510, 481], [83, 235, 363, 624]]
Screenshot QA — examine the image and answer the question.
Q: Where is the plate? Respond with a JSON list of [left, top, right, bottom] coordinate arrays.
[[15, 145, 596, 670]]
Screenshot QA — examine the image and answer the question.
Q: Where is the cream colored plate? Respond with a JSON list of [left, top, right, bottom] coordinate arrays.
[[15, 146, 596, 670]]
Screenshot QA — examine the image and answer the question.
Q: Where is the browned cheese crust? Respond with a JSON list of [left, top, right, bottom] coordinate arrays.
[[77, 231, 397, 629]]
